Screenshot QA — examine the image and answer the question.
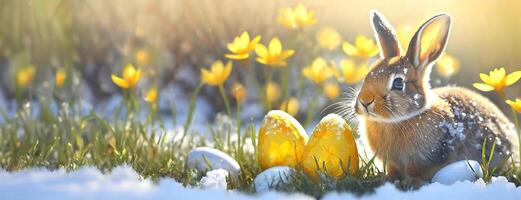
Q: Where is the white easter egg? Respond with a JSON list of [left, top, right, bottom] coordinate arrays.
[[431, 160, 483, 185], [254, 166, 296, 193], [186, 147, 240, 178]]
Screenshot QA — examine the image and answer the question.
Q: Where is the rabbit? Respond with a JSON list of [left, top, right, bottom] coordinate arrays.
[[352, 10, 519, 184]]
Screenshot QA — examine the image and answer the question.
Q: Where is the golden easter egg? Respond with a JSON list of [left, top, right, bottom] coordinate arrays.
[[302, 114, 359, 180], [258, 110, 309, 170]]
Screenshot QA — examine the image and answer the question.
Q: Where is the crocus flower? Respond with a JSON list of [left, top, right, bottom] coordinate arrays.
[[112, 64, 142, 89], [226, 32, 261, 60], [342, 35, 379, 58], [200, 60, 233, 86], [473, 67, 521, 92], [255, 38, 294, 67]]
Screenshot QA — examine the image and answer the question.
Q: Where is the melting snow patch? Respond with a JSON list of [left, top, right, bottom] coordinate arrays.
[[199, 169, 229, 190], [323, 176, 521, 200]]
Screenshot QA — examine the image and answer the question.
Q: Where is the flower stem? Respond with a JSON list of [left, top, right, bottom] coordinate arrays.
[[183, 83, 203, 134], [264, 69, 273, 111], [511, 108, 521, 163], [304, 85, 321, 127], [218, 85, 232, 116], [236, 101, 242, 159]]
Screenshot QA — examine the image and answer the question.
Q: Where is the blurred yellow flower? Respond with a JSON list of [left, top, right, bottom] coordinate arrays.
[[396, 25, 416, 48], [324, 82, 340, 100], [279, 97, 300, 116], [55, 69, 67, 88], [342, 35, 379, 58], [200, 60, 233, 86], [136, 49, 150, 66], [278, 4, 317, 29], [266, 82, 281, 103], [255, 37, 294, 67], [231, 82, 247, 102], [16, 65, 36, 88], [316, 27, 342, 50], [302, 57, 333, 84], [338, 59, 369, 84], [144, 86, 158, 103], [111, 64, 142, 89], [506, 99, 521, 113], [436, 54, 460, 78], [226, 32, 261, 60], [473, 67, 521, 92]]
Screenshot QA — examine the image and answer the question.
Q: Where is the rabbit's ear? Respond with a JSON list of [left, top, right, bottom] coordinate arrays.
[[370, 10, 402, 58], [406, 14, 452, 71]]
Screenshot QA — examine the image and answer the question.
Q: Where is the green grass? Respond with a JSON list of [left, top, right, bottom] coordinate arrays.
[[1, 101, 520, 198]]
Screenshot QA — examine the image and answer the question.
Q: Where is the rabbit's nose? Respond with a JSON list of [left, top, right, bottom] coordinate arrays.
[[360, 98, 374, 110]]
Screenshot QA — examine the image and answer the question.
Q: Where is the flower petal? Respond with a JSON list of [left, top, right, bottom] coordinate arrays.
[[280, 50, 294, 59], [221, 61, 233, 83], [123, 64, 137, 80], [225, 53, 249, 60], [342, 42, 358, 56], [269, 38, 282, 55], [248, 36, 261, 51], [201, 68, 215, 85], [111, 75, 129, 88], [255, 44, 268, 57], [505, 71, 521, 86], [479, 73, 491, 85], [473, 83, 494, 92]]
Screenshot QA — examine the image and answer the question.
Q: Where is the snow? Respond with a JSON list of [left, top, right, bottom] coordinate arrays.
[[324, 177, 521, 200], [0, 166, 311, 200], [200, 169, 229, 190], [0, 166, 520, 199]]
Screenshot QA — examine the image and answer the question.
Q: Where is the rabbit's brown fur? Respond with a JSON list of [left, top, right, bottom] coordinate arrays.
[[355, 11, 519, 182]]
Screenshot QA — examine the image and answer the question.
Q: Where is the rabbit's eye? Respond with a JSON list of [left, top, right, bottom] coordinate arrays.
[[391, 77, 404, 91]]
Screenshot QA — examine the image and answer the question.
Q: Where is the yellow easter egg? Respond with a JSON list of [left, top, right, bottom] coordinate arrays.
[[302, 114, 359, 180], [258, 110, 309, 170]]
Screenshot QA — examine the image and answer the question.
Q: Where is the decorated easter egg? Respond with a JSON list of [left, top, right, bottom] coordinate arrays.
[[186, 147, 241, 178], [431, 160, 483, 185], [258, 110, 309, 170], [302, 114, 358, 180], [254, 166, 296, 192]]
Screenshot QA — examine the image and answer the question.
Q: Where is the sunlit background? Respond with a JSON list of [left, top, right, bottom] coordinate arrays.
[[1, 0, 521, 124]]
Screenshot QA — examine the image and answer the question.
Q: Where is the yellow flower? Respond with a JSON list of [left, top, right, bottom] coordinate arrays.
[[231, 82, 247, 102], [16, 65, 36, 88], [266, 82, 281, 103], [473, 67, 521, 92], [316, 27, 342, 50], [506, 99, 521, 113], [255, 37, 294, 67], [144, 87, 158, 103], [280, 97, 300, 116], [436, 53, 460, 78], [111, 64, 142, 89], [200, 60, 233, 86], [342, 35, 379, 58], [302, 57, 334, 84], [338, 59, 369, 84], [136, 49, 150, 66], [226, 32, 261, 60], [324, 82, 340, 100], [55, 68, 67, 88], [396, 25, 416, 48], [278, 4, 317, 29]]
